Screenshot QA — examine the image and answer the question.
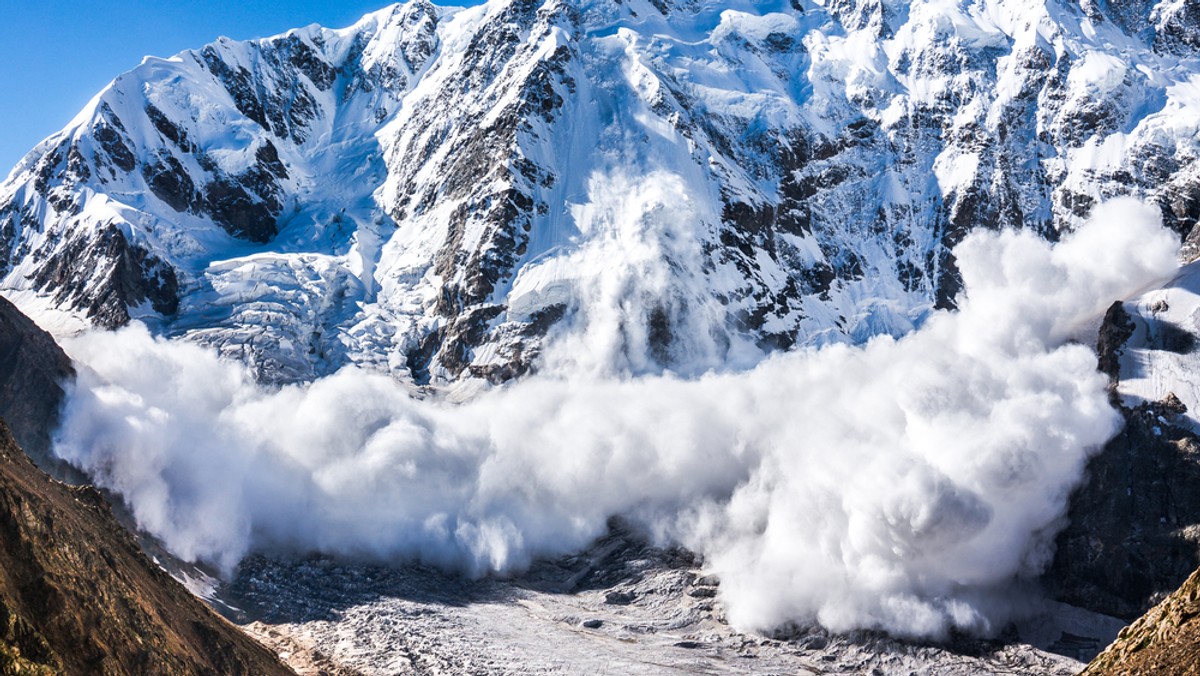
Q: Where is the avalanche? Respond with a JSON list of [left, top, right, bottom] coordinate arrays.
[[55, 199, 1178, 637], [2, 0, 1199, 646]]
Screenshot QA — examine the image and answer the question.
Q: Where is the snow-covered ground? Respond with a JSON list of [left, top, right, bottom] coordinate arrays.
[[226, 527, 1117, 676], [1119, 261, 1200, 427]]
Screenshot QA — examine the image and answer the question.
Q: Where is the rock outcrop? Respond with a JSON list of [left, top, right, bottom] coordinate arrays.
[[1047, 394, 1200, 620], [0, 295, 72, 470], [1048, 294, 1200, 621], [1083, 566, 1200, 675]]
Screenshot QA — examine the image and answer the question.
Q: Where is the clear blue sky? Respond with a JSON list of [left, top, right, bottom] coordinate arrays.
[[0, 1, 479, 174]]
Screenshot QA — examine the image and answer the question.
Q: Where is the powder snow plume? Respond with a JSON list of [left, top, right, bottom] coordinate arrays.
[[54, 198, 1177, 638]]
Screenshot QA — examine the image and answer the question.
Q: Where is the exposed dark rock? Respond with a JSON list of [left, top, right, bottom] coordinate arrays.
[[1154, 0, 1200, 55], [405, 329, 442, 386], [1046, 395, 1200, 620], [142, 154, 197, 213], [31, 141, 66, 195], [145, 104, 194, 152], [1162, 180, 1200, 245], [521, 303, 567, 338], [203, 177, 279, 243], [436, 305, 505, 377], [255, 141, 289, 181], [1097, 301, 1135, 385], [200, 45, 272, 133], [92, 125, 136, 174], [0, 296, 73, 471], [32, 224, 179, 328], [64, 145, 90, 184], [282, 35, 336, 90]]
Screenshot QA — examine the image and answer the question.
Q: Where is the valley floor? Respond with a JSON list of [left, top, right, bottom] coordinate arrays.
[[213, 526, 1122, 675]]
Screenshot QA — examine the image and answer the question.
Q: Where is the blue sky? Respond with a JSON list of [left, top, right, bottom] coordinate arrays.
[[0, 1, 478, 174]]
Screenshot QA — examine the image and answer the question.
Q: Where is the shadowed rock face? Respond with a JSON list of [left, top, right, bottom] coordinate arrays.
[[0, 420, 294, 676], [0, 295, 73, 470], [1046, 396, 1200, 620], [1046, 302, 1200, 620]]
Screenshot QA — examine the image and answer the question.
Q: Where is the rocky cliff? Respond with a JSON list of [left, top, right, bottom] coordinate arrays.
[[0, 295, 72, 471]]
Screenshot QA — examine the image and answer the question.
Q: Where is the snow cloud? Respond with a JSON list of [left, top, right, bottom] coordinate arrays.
[[53, 198, 1178, 638]]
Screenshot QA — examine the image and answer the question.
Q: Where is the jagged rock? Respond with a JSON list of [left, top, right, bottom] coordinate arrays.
[[0, 296, 72, 470], [30, 224, 179, 329], [1046, 396, 1200, 620], [1097, 301, 1136, 386]]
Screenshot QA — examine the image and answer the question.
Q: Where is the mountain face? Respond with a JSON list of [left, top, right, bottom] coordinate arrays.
[[2, 0, 1198, 385]]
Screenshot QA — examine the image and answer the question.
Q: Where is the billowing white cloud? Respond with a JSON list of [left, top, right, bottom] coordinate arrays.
[[54, 197, 1178, 638]]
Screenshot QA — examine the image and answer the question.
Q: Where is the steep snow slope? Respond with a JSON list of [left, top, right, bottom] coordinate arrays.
[[1117, 263, 1200, 421], [3, 0, 1199, 384]]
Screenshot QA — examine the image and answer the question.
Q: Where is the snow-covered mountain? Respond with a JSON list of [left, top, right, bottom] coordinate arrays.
[[2, 0, 1199, 385]]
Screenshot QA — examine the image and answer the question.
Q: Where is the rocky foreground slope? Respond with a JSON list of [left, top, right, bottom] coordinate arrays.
[[0, 298, 292, 675], [1084, 566, 1200, 676], [0, 422, 294, 675]]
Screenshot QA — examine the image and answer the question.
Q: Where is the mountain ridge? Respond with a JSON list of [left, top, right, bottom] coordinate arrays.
[[4, 0, 1198, 386]]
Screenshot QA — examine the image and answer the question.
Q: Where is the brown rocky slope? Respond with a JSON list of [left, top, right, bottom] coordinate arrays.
[[1084, 566, 1200, 676], [0, 418, 294, 675], [0, 293, 292, 675]]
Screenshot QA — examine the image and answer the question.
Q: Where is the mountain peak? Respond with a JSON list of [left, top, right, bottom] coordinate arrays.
[[1, 0, 1198, 384]]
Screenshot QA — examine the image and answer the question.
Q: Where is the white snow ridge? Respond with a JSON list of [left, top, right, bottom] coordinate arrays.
[[3, 0, 1200, 672]]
